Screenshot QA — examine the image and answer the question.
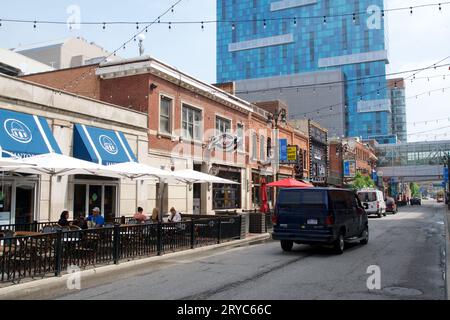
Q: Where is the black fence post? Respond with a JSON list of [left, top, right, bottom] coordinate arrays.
[[54, 230, 63, 276], [33, 220, 38, 232], [217, 217, 222, 244], [190, 218, 195, 249], [157, 221, 163, 256], [113, 224, 120, 264]]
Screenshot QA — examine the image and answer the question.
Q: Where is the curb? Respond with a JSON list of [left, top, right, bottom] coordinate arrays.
[[445, 205, 450, 300], [0, 233, 271, 299]]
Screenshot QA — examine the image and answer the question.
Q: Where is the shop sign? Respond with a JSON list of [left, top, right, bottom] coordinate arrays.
[[279, 139, 287, 162], [343, 160, 356, 178]]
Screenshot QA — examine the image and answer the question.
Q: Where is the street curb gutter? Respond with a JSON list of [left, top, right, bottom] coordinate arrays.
[[445, 206, 450, 300], [0, 233, 271, 299]]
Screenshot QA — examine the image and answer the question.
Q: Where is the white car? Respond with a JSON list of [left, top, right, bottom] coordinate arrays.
[[357, 189, 387, 218]]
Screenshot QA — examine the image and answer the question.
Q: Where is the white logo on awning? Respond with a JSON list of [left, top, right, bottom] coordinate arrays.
[[4, 119, 33, 144], [99, 135, 118, 155]]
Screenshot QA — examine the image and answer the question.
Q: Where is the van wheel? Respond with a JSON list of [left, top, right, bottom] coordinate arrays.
[[333, 233, 345, 254], [360, 226, 369, 245], [382, 211, 387, 217], [281, 240, 293, 252], [378, 212, 382, 218]]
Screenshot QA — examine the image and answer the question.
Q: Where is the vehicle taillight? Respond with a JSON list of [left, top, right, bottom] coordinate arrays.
[[325, 215, 334, 225], [271, 213, 278, 225]]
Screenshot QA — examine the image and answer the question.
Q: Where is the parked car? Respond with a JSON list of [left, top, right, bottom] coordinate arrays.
[[385, 197, 398, 214], [410, 197, 422, 205], [272, 188, 369, 254], [357, 189, 387, 218]]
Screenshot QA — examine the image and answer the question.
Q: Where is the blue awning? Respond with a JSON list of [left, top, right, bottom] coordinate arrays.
[[73, 124, 137, 165], [0, 108, 61, 158]]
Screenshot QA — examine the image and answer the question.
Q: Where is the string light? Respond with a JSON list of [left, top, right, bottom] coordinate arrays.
[[169, 22, 172, 30], [323, 16, 327, 24], [293, 17, 297, 26], [263, 19, 267, 28], [231, 23, 235, 31], [352, 13, 356, 23], [136, 22, 139, 30], [201, 21, 204, 30], [410, 7, 413, 15], [33, 21, 36, 28], [103, 22, 106, 30]]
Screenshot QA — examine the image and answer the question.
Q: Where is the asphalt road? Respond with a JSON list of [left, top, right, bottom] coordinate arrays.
[[57, 200, 447, 300]]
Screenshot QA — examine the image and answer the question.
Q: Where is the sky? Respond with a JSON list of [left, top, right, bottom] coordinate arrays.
[[0, 0, 449, 143]]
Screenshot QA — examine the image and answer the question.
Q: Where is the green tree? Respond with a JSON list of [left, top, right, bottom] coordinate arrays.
[[348, 172, 376, 190], [410, 182, 421, 197]]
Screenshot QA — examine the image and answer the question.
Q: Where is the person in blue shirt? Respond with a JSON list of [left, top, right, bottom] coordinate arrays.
[[86, 207, 105, 228]]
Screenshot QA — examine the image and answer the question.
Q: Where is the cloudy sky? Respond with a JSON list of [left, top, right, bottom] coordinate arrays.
[[1, 0, 449, 142]]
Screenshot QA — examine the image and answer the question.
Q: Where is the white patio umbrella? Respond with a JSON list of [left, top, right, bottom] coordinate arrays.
[[2, 153, 121, 177], [171, 169, 239, 184], [105, 161, 174, 180], [0, 157, 35, 168]]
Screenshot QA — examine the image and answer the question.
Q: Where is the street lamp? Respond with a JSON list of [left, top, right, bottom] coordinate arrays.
[[266, 108, 287, 129]]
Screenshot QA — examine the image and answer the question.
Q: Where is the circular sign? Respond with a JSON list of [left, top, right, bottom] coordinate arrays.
[[4, 119, 33, 144], [99, 135, 118, 155]]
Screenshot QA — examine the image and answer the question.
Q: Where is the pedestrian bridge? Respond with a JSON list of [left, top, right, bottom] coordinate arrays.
[[375, 140, 450, 182]]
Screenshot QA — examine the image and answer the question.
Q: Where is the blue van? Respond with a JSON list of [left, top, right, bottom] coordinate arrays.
[[272, 188, 368, 254]]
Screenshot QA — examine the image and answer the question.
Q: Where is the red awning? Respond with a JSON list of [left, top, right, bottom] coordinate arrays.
[[267, 178, 314, 188]]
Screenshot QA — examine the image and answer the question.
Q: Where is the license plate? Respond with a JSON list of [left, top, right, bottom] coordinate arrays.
[[307, 219, 318, 225]]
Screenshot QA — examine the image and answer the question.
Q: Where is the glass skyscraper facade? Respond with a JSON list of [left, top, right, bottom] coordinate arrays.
[[217, 0, 397, 144]]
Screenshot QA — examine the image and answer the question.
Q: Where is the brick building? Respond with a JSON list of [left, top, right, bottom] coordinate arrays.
[[22, 56, 309, 213], [328, 137, 378, 187]]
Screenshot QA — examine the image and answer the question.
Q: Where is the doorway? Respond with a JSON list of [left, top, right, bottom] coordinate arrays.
[[73, 181, 118, 222], [0, 178, 37, 225]]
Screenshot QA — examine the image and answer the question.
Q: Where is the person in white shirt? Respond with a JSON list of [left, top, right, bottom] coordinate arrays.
[[168, 207, 182, 222]]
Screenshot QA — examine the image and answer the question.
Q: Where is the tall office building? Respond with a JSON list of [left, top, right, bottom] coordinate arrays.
[[217, 0, 396, 143], [388, 78, 407, 143]]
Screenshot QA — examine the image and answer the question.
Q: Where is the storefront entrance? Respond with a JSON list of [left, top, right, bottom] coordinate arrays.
[[0, 178, 37, 225], [73, 176, 118, 222]]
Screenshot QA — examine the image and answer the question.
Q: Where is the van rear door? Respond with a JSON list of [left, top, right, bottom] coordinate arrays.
[[276, 189, 329, 230]]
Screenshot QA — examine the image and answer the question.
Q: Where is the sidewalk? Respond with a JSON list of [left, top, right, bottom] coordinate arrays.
[[0, 233, 271, 300], [446, 205, 450, 300]]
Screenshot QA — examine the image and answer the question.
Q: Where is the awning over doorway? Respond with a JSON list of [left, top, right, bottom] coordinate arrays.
[[0, 108, 61, 157], [73, 124, 137, 165]]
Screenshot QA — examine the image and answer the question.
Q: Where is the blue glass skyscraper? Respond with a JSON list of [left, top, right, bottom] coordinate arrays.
[[217, 0, 396, 144]]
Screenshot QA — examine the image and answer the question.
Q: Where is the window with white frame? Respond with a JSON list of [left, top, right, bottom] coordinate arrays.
[[159, 96, 172, 134], [215, 116, 231, 135], [237, 123, 244, 151], [260, 135, 265, 161], [182, 104, 202, 141], [252, 132, 257, 160]]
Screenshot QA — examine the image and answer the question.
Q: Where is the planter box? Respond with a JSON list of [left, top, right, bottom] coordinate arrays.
[[249, 212, 266, 234]]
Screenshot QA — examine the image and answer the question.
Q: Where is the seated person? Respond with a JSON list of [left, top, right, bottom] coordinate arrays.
[[133, 207, 148, 223], [168, 207, 182, 223], [86, 207, 105, 228], [151, 208, 159, 223], [58, 210, 71, 227], [77, 216, 88, 230]]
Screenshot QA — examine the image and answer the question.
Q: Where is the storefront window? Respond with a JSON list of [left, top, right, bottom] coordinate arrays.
[[213, 170, 241, 210], [0, 183, 12, 225], [215, 116, 231, 135]]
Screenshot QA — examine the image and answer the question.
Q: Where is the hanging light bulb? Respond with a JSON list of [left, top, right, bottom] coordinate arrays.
[[382, 10, 385, 18], [136, 22, 139, 30], [323, 16, 327, 24], [329, 106, 333, 111], [293, 17, 297, 26], [169, 22, 172, 30], [201, 21, 204, 30], [33, 21, 37, 29], [171, 6, 174, 13], [231, 23, 235, 31], [410, 7, 413, 15], [352, 13, 356, 23], [439, 3, 442, 11], [158, 17, 161, 23], [263, 19, 267, 29], [102, 22, 106, 30]]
